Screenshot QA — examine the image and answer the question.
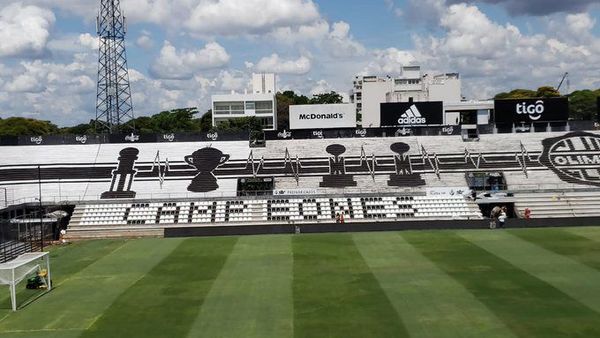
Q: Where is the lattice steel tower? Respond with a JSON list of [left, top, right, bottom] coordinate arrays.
[[95, 0, 134, 133]]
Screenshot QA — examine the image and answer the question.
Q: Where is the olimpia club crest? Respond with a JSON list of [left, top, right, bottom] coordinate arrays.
[[540, 132, 600, 187]]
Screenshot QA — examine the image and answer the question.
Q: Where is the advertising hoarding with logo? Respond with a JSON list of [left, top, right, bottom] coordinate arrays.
[[494, 98, 569, 124], [380, 102, 444, 126], [289, 103, 356, 130]]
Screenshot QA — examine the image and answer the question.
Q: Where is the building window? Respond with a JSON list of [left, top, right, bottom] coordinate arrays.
[[254, 101, 273, 109], [245, 102, 255, 110], [214, 101, 244, 115], [254, 101, 273, 115]]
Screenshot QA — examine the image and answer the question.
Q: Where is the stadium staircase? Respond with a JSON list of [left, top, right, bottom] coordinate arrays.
[[513, 191, 600, 218]]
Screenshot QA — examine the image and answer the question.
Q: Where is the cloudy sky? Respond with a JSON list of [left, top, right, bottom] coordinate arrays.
[[0, 0, 599, 126]]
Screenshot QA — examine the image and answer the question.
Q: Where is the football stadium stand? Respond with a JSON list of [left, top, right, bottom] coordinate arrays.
[[1, 129, 599, 238]]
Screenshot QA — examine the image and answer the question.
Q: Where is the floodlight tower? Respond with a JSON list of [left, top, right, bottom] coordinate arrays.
[[95, 0, 134, 133]]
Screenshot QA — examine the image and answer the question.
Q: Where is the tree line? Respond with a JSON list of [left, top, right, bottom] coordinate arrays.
[[0, 87, 597, 136], [0, 90, 343, 136]]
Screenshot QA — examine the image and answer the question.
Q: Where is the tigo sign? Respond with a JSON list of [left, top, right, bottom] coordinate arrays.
[[494, 98, 568, 123]]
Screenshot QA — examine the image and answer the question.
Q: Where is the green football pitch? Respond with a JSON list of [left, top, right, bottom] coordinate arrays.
[[1, 227, 600, 338]]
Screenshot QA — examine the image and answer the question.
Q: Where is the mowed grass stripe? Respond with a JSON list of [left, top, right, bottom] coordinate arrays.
[[510, 228, 600, 271], [0, 238, 182, 334], [293, 234, 408, 338], [49, 240, 129, 285], [189, 235, 293, 338], [565, 226, 600, 244], [81, 236, 238, 338], [461, 230, 600, 315], [353, 232, 514, 338], [0, 240, 127, 313], [404, 231, 600, 337]]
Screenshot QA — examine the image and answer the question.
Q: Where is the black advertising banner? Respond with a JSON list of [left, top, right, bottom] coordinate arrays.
[[597, 96, 599, 121], [380, 102, 444, 126], [494, 97, 569, 124]]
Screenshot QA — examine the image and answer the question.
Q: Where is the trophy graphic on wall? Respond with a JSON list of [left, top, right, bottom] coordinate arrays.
[[320, 144, 357, 188], [101, 148, 139, 199], [387, 142, 426, 187], [185, 148, 230, 193]]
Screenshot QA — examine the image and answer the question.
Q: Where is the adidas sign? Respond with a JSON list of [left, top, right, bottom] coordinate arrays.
[[398, 105, 426, 125]]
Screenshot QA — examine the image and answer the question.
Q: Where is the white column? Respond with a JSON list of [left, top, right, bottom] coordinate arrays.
[[46, 254, 52, 291], [11, 269, 16, 311]]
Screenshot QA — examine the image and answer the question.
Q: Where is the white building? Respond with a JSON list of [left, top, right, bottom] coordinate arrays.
[[212, 73, 277, 130], [351, 66, 490, 128], [251, 73, 276, 94]]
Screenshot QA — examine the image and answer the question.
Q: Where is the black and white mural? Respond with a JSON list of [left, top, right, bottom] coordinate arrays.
[[540, 132, 600, 187], [1, 132, 599, 201]]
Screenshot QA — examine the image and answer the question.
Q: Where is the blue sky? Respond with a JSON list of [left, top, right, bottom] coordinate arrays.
[[0, 0, 599, 126]]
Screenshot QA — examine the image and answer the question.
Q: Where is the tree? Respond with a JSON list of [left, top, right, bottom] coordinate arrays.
[[494, 89, 537, 99], [495, 86, 561, 99], [569, 89, 599, 120], [309, 91, 344, 104], [215, 116, 263, 133], [199, 110, 214, 132], [535, 86, 561, 98], [60, 120, 95, 135], [276, 93, 294, 130], [0, 117, 59, 136], [120, 107, 201, 133]]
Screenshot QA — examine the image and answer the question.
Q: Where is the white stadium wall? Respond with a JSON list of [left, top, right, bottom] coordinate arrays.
[[1, 131, 600, 204]]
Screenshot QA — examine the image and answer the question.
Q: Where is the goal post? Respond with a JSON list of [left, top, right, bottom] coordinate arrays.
[[0, 252, 51, 311]]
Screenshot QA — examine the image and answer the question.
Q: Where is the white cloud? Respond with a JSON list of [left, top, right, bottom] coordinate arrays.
[[184, 0, 320, 36], [78, 33, 98, 50], [0, 55, 98, 124], [566, 13, 596, 35], [326, 22, 365, 58], [219, 70, 249, 91], [135, 32, 154, 50], [361, 48, 419, 76], [268, 20, 364, 59], [150, 41, 231, 80], [409, 3, 600, 98], [310, 79, 331, 95], [0, 3, 55, 57], [438, 3, 524, 58], [4, 73, 45, 93], [253, 54, 312, 75]]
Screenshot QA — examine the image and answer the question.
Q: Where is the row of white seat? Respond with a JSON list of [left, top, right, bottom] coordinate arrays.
[[76, 195, 481, 225]]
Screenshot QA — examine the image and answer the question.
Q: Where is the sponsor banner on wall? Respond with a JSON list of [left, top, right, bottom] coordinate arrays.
[[380, 102, 444, 127], [273, 188, 320, 196], [289, 103, 356, 130], [597, 96, 600, 122], [494, 97, 569, 124], [426, 187, 471, 197]]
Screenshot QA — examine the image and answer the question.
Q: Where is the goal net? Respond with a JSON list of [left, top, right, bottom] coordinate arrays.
[[0, 252, 51, 311]]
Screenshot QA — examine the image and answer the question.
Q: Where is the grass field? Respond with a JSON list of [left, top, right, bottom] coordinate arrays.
[[1, 227, 600, 337]]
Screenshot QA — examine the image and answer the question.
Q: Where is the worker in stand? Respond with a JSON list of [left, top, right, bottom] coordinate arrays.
[[498, 206, 507, 228], [490, 205, 501, 229]]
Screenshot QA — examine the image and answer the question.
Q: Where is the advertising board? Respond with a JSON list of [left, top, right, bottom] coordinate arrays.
[[494, 98, 569, 123], [380, 102, 444, 126], [289, 103, 356, 130]]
